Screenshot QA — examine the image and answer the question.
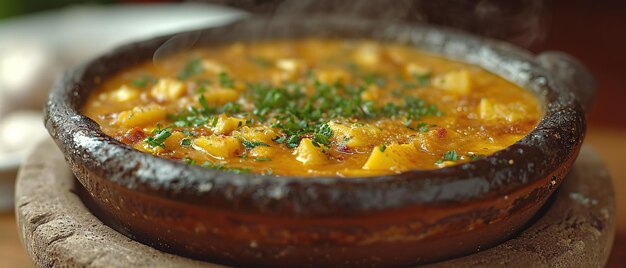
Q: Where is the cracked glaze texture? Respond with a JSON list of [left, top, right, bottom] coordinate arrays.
[[44, 17, 594, 266]]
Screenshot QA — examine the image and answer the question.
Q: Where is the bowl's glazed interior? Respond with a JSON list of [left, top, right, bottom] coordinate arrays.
[[44, 16, 593, 267]]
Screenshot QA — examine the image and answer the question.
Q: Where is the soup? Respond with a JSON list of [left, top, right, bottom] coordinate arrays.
[[82, 39, 541, 177]]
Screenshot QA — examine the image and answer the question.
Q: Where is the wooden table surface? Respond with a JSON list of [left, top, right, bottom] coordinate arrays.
[[0, 125, 624, 267]]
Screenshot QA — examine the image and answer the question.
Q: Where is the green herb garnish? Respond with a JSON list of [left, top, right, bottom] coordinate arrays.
[[201, 162, 251, 174], [242, 140, 270, 148], [249, 57, 272, 68], [131, 75, 157, 88], [468, 153, 483, 161], [218, 72, 234, 88], [435, 150, 458, 164], [177, 58, 203, 80], [414, 72, 431, 86], [416, 122, 430, 132], [181, 138, 192, 146], [312, 123, 332, 147], [183, 157, 196, 165], [144, 125, 172, 148]]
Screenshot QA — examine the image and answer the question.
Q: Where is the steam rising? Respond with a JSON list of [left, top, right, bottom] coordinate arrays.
[[155, 0, 548, 61], [153, 31, 202, 63]]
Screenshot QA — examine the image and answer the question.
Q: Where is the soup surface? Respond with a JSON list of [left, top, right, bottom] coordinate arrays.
[[83, 39, 541, 177]]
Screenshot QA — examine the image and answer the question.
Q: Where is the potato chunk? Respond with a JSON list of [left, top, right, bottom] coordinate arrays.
[[193, 135, 242, 159], [232, 126, 278, 144], [108, 85, 139, 102], [328, 121, 383, 148], [478, 98, 524, 122], [249, 146, 276, 158], [432, 70, 472, 94], [404, 63, 430, 77], [163, 131, 187, 150], [362, 143, 420, 171], [275, 58, 304, 73], [201, 59, 227, 74], [151, 78, 186, 101], [353, 43, 380, 67], [360, 85, 381, 102], [294, 138, 328, 165], [116, 104, 166, 128], [316, 68, 350, 84], [202, 89, 240, 105], [212, 114, 246, 135]]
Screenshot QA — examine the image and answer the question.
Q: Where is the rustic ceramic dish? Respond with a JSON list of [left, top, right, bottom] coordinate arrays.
[[45, 16, 595, 267]]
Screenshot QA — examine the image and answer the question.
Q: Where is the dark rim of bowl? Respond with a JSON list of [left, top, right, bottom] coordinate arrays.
[[45, 16, 585, 216]]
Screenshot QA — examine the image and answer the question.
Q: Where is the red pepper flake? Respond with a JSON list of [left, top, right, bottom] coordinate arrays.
[[436, 127, 448, 139], [121, 127, 146, 144], [338, 145, 351, 153]]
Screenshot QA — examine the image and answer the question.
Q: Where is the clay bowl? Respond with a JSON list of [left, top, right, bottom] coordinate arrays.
[[44, 16, 595, 267]]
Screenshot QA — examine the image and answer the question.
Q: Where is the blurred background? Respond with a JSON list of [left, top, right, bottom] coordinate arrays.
[[0, 0, 624, 267]]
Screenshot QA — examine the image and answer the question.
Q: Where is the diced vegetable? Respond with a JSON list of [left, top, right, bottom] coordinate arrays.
[[163, 131, 186, 150], [202, 89, 240, 105], [362, 143, 420, 171], [109, 85, 139, 102], [432, 70, 472, 93], [193, 135, 243, 159], [328, 121, 383, 148], [275, 58, 304, 72], [233, 126, 278, 144], [116, 104, 166, 127], [212, 114, 246, 134], [479, 98, 524, 122], [316, 68, 350, 84], [151, 78, 186, 101], [249, 146, 275, 158], [201, 59, 226, 74], [294, 138, 328, 165], [404, 63, 430, 77], [353, 43, 380, 67], [360, 84, 381, 101]]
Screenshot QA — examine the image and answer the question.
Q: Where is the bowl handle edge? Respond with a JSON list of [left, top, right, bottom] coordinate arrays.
[[536, 51, 597, 115]]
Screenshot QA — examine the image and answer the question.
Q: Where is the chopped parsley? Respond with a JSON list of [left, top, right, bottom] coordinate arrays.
[[312, 123, 332, 147], [219, 72, 234, 88], [177, 58, 203, 80], [273, 135, 287, 144], [182, 130, 195, 136], [131, 75, 157, 88], [201, 162, 251, 174], [144, 125, 172, 148], [416, 122, 430, 133], [363, 73, 386, 86], [181, 138, 192, 146], [414, 72, 431, 86], [184, 158, 252, 174], [196, 86, 207, 94], [253, 157, 272, 161], [183, 157, 196, 165], [435, 150, 458, 164], [164, 61, 442, 154], [199, 95, 211, 111], [379, 144, 387, 152], [242, 140, 270, 148], [468, 153, 484, 161], [249, 57, 272, 68]]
